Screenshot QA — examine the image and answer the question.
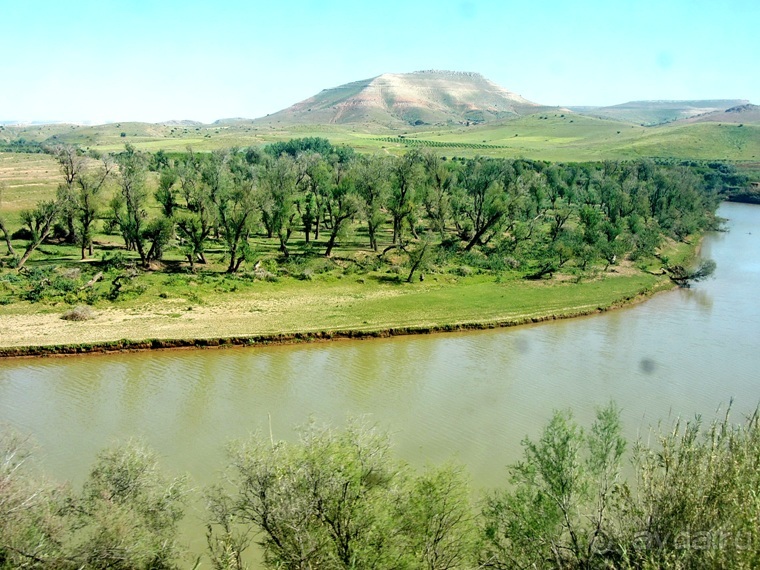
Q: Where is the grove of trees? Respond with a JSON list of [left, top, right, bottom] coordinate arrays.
[[0, 139, 735, 298]]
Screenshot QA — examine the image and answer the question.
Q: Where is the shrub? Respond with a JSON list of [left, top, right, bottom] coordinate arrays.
[[299, 268, 315, 281], [61, 305, 95, 321], [253, 268, 278, 282]]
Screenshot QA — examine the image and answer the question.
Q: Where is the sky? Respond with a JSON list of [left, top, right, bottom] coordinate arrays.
[[1, 0, 759, 124]]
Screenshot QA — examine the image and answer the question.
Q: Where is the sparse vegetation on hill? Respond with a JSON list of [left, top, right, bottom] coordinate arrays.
[[256, 70, 546, 129]]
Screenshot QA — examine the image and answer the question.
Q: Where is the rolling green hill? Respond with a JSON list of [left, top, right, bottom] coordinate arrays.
[[569, 99, 748, 126], [1, 71, 757, 162]]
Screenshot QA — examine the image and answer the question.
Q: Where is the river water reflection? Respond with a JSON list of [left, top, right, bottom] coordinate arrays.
[[1, 202, 758, 495]]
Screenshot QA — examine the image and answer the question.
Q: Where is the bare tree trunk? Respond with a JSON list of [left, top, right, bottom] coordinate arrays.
[[0, 218, 15, 257]]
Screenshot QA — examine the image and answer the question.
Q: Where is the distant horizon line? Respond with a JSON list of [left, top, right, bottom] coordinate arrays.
[[1, 97, 753, 128]]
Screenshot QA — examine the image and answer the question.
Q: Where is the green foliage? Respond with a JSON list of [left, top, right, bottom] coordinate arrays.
[[620, 409, 760, 569], [0, 138, 46, 153], [0, 143, 726, 313], [265, 137, 354, 163], [0, 431, 66, 569], [481, 403, 626, 569], [71, 441, 188, 570], [5, 406, 760, 569], [0, 436, 187, 570], [208, 421, 477, 570], [112, 144, 151, 266]]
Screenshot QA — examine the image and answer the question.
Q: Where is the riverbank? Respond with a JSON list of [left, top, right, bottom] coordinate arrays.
[[0, 270, 672, 357]]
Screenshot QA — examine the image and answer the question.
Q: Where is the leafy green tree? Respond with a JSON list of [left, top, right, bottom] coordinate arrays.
[[0, 435, 187, 570], [389, 151, 424, 245], [396, 464, 477, 570], [175, 211, 210, 271], [16, 199, 60, 269], [209, 421, 402, 570], [323, 161, 360, 257], [459, 158, 514, 251], [74, 154, 114, 259], [142, 216, 175, 262], [481, 403, 626, 569], [155, 168, 179, 218], [294, 151, 329, 242], [598, 219, 629, 270], [68, 441, 188, 570], [354, 154, 389, 251], [176, 148, 204, 210], [0, 431, 67, 568], [405, 232, 434, 283], [259, 154, 298, 257], [420, 149, 455, 239], [619, 409, 760, 569], [53, 144, 86, 245], [175, 149, 214, 269], [206, 150, 258, 273], [112, 144, 151, 267]]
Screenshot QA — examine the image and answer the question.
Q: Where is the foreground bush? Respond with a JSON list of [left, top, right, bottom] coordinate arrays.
[[206, 421, 477, 570], [3, 405, 760, 569], [0, 436, 187, 570]]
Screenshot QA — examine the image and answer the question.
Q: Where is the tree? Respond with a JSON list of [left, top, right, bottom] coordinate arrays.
[[0, 434, 188, 570], [458, 158, 533, 252], [420, 149, 454, 239], [206, 150, 258, 273], [406, 232, 434, 283], [16, 199, 60, 269], [0, 183, 16, 258], [354, 155, 389, 252], [0, 430, 67, 567], [155, 168, 179, 218], [112, 144, 150, 267], [142, 216, 175, 263], [75, 155, 114, 259], [620, 409, 760, 569], [209, 421, 402, 570], [294, 151, 329, 242], [480, 403, 626, 569], [323, 160, 360, 257], [175, 149, 214, 270], [176, 211, 210, 272], [388, 151, 424, 245], [667, 259, 716, 286], [52, 144, 86, 245], [396, 464, 477, 570], [69, 441, 188, 570], [259, 154, 298, 257], [208, 419, 481, 570]]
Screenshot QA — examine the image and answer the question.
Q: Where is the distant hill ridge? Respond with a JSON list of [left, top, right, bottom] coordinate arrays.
[[254, 70, 559, 128], [569, 99, 749, 125]]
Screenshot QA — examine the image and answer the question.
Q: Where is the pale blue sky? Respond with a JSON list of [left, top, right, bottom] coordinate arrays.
[[2, 0, 758, 123]]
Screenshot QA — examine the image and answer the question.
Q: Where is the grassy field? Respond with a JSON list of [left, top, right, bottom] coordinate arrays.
[[0, 262, 668, 351], [3, 110, 759, 161], [0, 153, 61, 225]]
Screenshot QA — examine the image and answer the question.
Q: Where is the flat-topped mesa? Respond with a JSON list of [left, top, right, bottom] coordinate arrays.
[[412, 70, 485, 78], [256, 70, 548, 128]]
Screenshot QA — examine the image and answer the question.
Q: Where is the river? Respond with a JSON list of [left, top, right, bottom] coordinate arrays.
[[1, 201, 759, 555]]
